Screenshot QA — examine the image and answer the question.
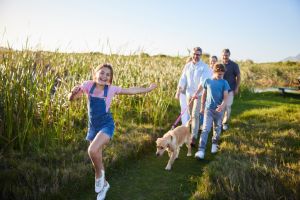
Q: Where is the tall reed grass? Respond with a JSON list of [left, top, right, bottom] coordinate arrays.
[[239, 61, 300, 88], [0, 50, 190, 153], [1, 49, 298, 152]]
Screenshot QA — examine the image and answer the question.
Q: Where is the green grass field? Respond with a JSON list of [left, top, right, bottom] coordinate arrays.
[[192, 92, 300, 200], [73, 92, 300, 200], [0, 49, 299, 199]]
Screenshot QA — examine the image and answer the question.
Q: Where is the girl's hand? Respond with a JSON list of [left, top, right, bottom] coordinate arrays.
[[68, 86, 83, 101], [149, 83, 157, 91], [72, 86, 82, 94]]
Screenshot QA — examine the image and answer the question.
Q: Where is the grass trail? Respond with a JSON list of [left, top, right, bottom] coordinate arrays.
[[78, 144, 215, 200]]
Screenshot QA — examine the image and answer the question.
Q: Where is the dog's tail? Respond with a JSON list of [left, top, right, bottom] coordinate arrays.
[[184, 119, 192, 127]]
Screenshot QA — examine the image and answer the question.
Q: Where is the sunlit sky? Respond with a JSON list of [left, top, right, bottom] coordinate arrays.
[[0, 0, 299, 62]]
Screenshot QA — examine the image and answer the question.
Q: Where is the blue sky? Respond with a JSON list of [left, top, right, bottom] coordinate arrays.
[[0, 0, 299, 62]]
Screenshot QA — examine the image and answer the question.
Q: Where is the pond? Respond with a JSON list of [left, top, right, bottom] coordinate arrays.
[[254, 87, 300, 94]]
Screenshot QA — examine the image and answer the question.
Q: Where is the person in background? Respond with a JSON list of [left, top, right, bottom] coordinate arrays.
[[68, 64, 157, 200], [221, 49, 241, 131], [209, 55, 218, 70], [175, 47, 211, 147]]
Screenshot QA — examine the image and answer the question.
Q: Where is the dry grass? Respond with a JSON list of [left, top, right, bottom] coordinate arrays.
[[240, 61, 300, 88]]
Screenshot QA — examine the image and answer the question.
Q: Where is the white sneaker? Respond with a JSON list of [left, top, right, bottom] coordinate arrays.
[[95, 170, 105, 193], [211, 144, 218, 154], [195, 150, 205, 159], [97, 181, 110, 200], [222, 124, 229, 131]]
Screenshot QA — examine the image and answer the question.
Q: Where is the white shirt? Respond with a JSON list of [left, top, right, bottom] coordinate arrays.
[[178, 60, 211, 97]]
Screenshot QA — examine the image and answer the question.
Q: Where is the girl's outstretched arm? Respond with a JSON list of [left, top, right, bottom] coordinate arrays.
[[68, 85, 84, 101], [119, 83, 157, 95]]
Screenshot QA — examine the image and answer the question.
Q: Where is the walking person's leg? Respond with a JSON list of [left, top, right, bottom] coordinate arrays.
[[180, 93, 189, 125], [88, 133, 110, 192], [212, 111, 224, 153], [222, 91, 234, 130], [199, 112, 204, 130], [186, 95, 194, 144], [187, 95, 201, 146], [192, 97, 201, 138], [196, 109, 213, 159]]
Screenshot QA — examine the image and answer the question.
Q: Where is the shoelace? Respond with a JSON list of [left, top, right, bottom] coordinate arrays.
[[96, 180, 101, 186]]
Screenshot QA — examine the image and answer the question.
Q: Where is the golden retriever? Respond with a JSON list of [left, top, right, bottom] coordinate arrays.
[[156, 121, 192, 170]]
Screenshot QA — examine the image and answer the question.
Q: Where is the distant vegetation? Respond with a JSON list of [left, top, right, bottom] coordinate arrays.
[[239, 60, 300, 88], [0, 48, 299, 199]]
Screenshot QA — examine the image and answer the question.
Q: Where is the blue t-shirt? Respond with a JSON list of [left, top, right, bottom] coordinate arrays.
[[223, 60, 240, 92], [203, 78, 231, 110]]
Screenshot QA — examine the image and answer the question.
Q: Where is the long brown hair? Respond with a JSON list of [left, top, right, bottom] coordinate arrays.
[[93, 63, 114, 84]]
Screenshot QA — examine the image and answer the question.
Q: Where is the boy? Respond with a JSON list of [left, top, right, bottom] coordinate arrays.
[[194, 63, 230, 159]]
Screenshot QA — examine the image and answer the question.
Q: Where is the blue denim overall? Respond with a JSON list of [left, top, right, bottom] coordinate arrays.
[[86, 84, 115, 141]]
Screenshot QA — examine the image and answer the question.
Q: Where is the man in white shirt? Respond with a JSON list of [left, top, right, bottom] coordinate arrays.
[[175, 47, 211, 147]]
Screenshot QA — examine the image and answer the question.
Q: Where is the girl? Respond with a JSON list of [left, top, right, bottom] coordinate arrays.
[[68, 63, 157, 199]]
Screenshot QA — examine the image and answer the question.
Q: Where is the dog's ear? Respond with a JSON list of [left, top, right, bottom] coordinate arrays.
[[156, 138, 161, 144]]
